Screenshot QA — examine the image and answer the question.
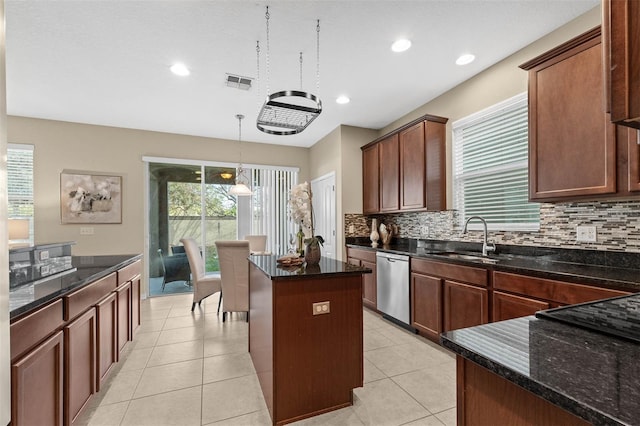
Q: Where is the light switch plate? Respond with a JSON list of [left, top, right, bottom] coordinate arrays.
[[576, 225, 596, 242], [80, 227, 94, 235]]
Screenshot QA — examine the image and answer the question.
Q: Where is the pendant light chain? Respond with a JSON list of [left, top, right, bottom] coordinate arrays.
[[265, 6, 270, 97], [316, 19, 320, 94], [256, 41, 260, 99]]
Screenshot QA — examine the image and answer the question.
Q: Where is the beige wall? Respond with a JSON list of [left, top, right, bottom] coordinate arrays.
[[7, 116, 309, 259], [308, 125, 378, 259], [1, 0, 11, 421], [379, 6, 601, 209]]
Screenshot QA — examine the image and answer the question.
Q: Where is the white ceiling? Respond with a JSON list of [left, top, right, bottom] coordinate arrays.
[[5, 0, 599, 148]]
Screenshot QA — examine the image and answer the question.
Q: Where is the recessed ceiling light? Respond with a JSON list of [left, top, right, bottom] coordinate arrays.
[[336, 95, 350, 104], [456, 54, 475, 66], [170, 63, 190, 76], [391, 39, 412, 53]]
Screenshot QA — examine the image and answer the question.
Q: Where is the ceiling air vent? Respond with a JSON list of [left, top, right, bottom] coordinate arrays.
[[226, 74, 253, 90]]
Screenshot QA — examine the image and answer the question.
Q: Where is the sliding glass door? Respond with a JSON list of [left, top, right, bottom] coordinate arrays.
[[147, 161, 238, 296], [145, 157, 298, 297]]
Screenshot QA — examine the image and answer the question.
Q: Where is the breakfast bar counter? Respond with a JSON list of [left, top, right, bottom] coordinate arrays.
[[248, 255, 371, 425]]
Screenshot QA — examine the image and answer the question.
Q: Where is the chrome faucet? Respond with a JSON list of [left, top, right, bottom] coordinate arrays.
[[462, 216, 496, 257]]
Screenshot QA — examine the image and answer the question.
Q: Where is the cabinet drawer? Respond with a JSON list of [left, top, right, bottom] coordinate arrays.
[[411, 258, 488, 287], [493, 271, 630, 305], [117, 260, 141, 286], [346, 248, 376, 263], [10, 299, 64, 361], [64, 272, 118, 321]]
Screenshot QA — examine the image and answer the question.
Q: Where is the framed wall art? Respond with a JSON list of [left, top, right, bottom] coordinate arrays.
[[60, 172, 122, 224]]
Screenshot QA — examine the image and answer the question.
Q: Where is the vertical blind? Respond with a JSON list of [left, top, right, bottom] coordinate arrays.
[[453, 93, 540, 231], [251, 168, 298, 254], [7, 144, 34, 241]]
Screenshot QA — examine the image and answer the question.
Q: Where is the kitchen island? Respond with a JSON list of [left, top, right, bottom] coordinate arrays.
[[248, 255, 371, 425], [441, 294, 640, 425]]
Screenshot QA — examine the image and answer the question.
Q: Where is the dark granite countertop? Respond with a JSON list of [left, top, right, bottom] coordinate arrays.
[[249, 254, 371, 281], [441, 312, 640, 425], [9, 254, 142, 319], [346, 238, 640, 292]]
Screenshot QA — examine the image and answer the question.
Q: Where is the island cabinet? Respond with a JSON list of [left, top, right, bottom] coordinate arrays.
[[603, 0, 640, 129], [248, 256, 366, 425], [411, 258, 488, 342], [361, 114, 448, 214], [346, 247, 377, 310], [520, 27, 617, 201], [492, 271, 631, 321]]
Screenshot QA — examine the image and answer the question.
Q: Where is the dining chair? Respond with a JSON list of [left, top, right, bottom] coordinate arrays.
[[180, 238, 222, 312], [214, 240, 250, 322], [244, 234, 268, 254]]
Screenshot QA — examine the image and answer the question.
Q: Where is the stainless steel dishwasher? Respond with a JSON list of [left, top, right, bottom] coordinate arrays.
[[376, 252, 410, 326]]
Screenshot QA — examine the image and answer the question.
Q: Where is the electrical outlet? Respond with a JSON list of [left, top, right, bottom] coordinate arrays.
[[348, 224, 355, 233], [312, 301, 330, 315], [80, 227, 94, 235], [420, 225, 429, 236], [576, 225, 597, 242]]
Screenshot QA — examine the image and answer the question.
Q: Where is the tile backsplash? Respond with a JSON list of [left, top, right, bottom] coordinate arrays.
[[345, 199, 640, 253]]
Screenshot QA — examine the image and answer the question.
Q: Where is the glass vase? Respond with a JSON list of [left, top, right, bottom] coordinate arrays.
[[304, 241, 321, 265]]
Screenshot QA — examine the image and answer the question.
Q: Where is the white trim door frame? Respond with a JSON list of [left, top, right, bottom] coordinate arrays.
[[311, 172, 336, 259]]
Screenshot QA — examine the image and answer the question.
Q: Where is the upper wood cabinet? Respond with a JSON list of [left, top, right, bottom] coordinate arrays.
[[361, 114, 447, 214], [362, 144, 380, 215], [379, 134, 400, 212], [603, 0, 640, 129], [520, 27, 617, 201]]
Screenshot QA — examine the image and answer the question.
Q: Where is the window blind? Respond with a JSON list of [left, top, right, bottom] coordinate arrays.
[[453, 93, 540, 231], [7, 144, 35, 242], [251, 168, 298, 254]]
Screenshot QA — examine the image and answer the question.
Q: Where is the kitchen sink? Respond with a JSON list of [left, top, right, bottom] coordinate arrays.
[[434, 252, 500, 263]]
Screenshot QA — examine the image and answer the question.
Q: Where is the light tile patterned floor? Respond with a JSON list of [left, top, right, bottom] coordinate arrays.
[[76, 293, 456, 426]]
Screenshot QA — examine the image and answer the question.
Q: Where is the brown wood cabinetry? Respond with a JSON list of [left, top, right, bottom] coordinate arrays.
[[116, 281, 132, 354], [626, 129, 640, 192], [457, 357, 590, 426], [521, 27, 617, 201], [604, 0, 640, 129], [493, 271, 630, 307], [64, 308, 96, 426], [411, 272, 442, 342], [411, 258, 488, 337], [248, 262, 364, 425], [10, 259, 141, 426], [346, 247, 377, 310], [444, 280, 489, 332], [379, 134, 400, 212], [400, 122, 425, 210], [11, 331, 64, 426], [362, 143, 379, 215], [361, 114, 447, 214], [96, 293, 118, 391], [492, 291, 550, 322]]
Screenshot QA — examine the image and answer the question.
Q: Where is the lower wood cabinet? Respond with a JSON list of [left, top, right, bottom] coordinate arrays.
[[11, 331, 64, 426], [346, 248, 377, 310], [96, 293, 118, 391], [493, 291, 551, 322], [64, 308, 96, 426], [10, 259, 142, 426], [411, 273, 442, 342], [116, 281, 132, 354], [444, 280, 489, 332], [131, 276, 141, 339]]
